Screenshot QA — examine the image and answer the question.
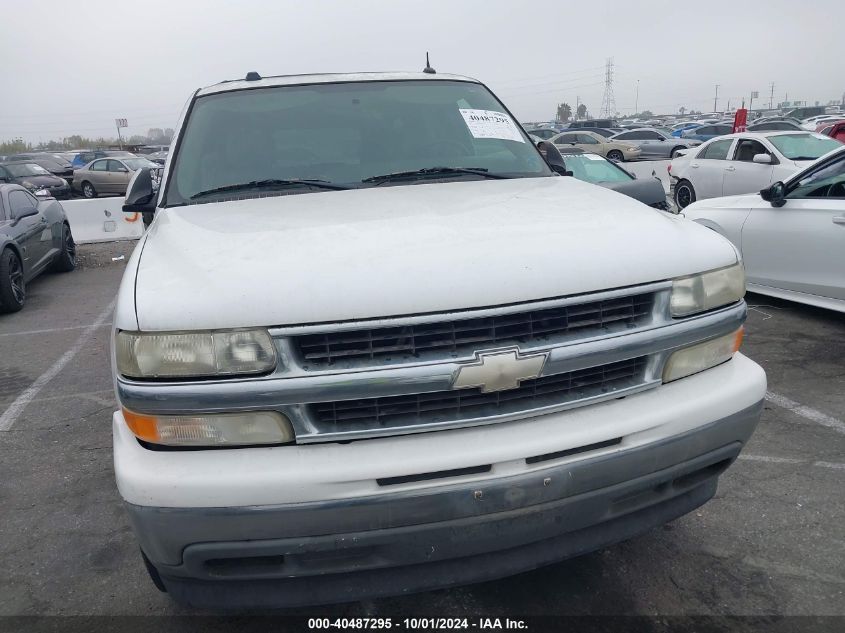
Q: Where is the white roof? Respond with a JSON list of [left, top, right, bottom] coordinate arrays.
[[705, 130, 822, 141], [197, 72, 480, 96]]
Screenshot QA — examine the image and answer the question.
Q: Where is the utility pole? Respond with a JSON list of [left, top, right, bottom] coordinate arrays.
[[714, 84, 719, 113], [769, 82, 775, 110], [634, 80, 639, 115]]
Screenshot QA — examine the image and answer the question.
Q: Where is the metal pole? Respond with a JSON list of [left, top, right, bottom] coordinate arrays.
[[714, 85, 719, 113], [635, 80, 639, 115], [116, 122, 124, 150]]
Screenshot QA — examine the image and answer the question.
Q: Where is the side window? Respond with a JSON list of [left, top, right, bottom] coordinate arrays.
[[733, 140, 769, 162], [695, 126, 713, 136], [787, 156, 845, 199], [8, 190, 37, 219], [554, 134, 578, 145], [91, 160, 108, 171], [108, 160, 127, 172], [0, 194, 5, 220], [614, 132, 633, 140], [644, 131, 663, 140], [698, 139, 733, 160], [576, 134, 599, 145]]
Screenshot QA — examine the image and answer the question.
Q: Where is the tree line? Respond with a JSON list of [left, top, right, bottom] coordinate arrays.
[[0, 128, 175, 155]]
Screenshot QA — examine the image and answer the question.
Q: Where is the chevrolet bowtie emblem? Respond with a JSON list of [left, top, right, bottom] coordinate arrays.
[[453, 348, 549, 393]]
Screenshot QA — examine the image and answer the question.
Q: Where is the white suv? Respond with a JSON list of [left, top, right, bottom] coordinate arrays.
[[112, 71, 766, 609]]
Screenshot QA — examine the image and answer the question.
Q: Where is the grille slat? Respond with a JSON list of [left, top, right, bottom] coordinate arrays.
[[312, 357, 647, 429], [296, 294, 653, 366]]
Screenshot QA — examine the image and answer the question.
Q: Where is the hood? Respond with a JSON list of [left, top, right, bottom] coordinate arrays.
[[604, 177, 667, 207], [685, 193, 762, 211], [134, 177, 738, 330], [17, 174, 64, 187]]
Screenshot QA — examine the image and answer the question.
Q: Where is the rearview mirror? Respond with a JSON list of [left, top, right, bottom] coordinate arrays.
[[752, 153, 772, 164], [760, 181, 786, 207], [123, 167, 157, 214], [536, 141, 573, 176]]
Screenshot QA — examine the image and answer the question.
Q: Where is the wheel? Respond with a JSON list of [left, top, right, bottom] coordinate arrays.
[[0, 248, 25, 313], [607, 149, 624, 162], [82, 181, 97, 198], [674, 179, 696, 210], [670, 146, 687, 158], [51, 223, 77, 273]]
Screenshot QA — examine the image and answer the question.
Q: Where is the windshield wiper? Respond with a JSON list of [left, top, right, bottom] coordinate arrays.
[[190, 178, 349, 199], [362, 166, 512, 184], [789, 156, 819, 161]]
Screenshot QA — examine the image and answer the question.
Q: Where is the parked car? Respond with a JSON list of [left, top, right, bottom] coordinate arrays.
[[821, 121, 845, 142], [112, 70, 764, 609], [566, 118, 618, 129], [670, 122, 703, 138], [746, 120, 803, 132], [669, 131, 842, 209], [550, 130, 641, 161], [71, 149, 136, 169], [72, 156, 157, 198], [683, 145, 845, 312], [561, 126, 618, 138], [681, 123, 734, 142], [0, 183, 76, 313], [6, 153, 74, 182], [144, 151, 169, 165], [0, 162, 71, 199], [557, 148, 669, 210], [526, 127, 560, 140], [609, 128, 701, 158]]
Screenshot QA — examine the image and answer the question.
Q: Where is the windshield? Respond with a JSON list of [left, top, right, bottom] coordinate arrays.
[[5, 163, 50, 177], [123, 158, 157, 171], [768, 133, 841, 160], [564, 154, 632, 184], [165, 79, 550, 206]]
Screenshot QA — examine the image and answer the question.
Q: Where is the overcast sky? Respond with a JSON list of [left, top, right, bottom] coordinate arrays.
[[2, 0, 843, 142]]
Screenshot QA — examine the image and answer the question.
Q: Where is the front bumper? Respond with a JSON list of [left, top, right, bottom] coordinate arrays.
[[115, 355, 766, 608]]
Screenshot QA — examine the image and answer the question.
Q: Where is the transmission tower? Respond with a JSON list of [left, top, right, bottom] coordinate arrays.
[[600, 58, 617, 117]]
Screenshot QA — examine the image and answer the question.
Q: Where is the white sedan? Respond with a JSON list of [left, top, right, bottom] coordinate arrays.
[[669, 131, 842, 210], [683, 146, 845, 312]]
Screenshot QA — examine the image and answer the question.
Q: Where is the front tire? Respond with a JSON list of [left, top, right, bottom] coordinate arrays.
[[82, 181, 97, 198], [52, 223, 77, 273], [674, 179, 696, 210], [607, 149, 624, 162], [0, 248, 25, 313], [670, 146, 687, 158]]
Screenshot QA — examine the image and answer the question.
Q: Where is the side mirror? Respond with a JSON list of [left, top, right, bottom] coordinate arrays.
[[123, 167, 157, 213], [34, 189, 53, 199], [536, 141, 572, 176], [752, 153, 772, 164], [760, 181, 786, 207]]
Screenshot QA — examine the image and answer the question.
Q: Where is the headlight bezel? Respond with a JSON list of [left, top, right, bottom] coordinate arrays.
[[670, 263, 746, 318], [115, 328, 278, 380]]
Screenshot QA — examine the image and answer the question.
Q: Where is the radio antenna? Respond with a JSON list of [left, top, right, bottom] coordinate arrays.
[[423, 52, 436, 74]]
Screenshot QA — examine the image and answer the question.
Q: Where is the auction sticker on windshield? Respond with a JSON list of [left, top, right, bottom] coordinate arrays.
[[459, 109, 525, 143]]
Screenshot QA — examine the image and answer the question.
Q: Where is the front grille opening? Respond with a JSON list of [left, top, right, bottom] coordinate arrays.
[[526, 437, 623, 465], [377, 464, 491, 486], [312, 357, 648, 431], [296, 293, 653, 367], [671, 458, 733, 490]]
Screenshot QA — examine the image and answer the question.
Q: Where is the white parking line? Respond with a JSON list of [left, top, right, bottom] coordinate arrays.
[[0, 301, 115, 433], [739, 454, 845, 471], [0, 323, 111, 338], [765, 391, 845, 435]]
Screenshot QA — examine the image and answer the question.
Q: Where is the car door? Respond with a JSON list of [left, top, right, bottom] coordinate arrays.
[[742, 152, 845, 300], [686, 138, 735, 199], [636, 131, 666, 157], [553, 133, 580, 148], [722, 138, 776, 196], [575, 133, 603, 155], [108, 159, 131, 194], [88, 159, 110, 191], [7, 189, 50, 276]]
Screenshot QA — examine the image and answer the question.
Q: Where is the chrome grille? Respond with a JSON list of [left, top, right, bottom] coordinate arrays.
[[311, 357, 647, 430], [296, 294, 653, 366]]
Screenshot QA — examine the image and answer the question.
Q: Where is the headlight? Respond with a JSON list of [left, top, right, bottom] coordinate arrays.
[[663, 328, 744, 382], [116, 329, 276, 378], [670, 264, 745, 317], [21, 180, 36, 190], [122, 408, 294, 446]]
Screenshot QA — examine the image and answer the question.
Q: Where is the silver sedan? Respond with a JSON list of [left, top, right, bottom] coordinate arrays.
[[609, 128, 702, 159]]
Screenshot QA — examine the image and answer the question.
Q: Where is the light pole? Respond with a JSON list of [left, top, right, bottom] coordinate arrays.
[[714, 84, 719, 113], [634, 80, 639, 115]]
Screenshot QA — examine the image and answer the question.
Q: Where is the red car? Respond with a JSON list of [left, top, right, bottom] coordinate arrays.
[[816, 120, 845, 141]]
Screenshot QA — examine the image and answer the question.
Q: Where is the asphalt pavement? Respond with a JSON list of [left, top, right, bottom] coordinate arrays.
[[0, 242, 842, 618]]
